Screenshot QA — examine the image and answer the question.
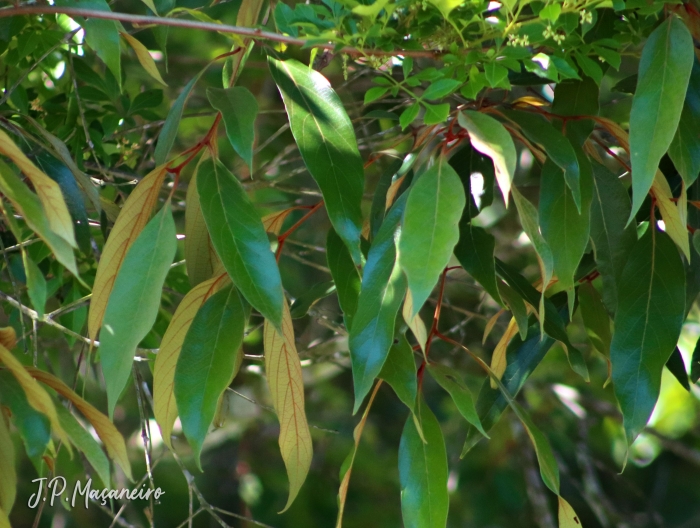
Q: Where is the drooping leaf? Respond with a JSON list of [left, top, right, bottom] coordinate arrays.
[[89, 165, 168, 340], [197, 157, 285, 328], [26, 367, 133, 480], [611, 228, 685, 444], [185, 169, 219, 287], [399, 158, 465, 317], [669, 60, 700, 186], [350, 194, 408, 413], [666, 347, 690, 391], [651, 170, 691, 260], [428, 363, 488, 437], [121, 31, 167, 86], [457, 111, 516, 206], [269, 57, 364, 264], [154, 273, 228, 448], [22, 250, 46, 319], [628, 16, 694, 220], [100, 204, 177, 418], [175, 285, 249, 467], [402, 289, 428, 353], [498, 281, 529, 340], [290, 281, 336, 318], [399, 396, 449, 528], [207, 87, 258, 171], [0, 129, 76, 248], [578, 281, 612, 384], [379, 332, 417, 412], [370, 157, 404, 239], [454, 221, 502, 305], [326, 228, 361, 329], [263, 302, 313, 512], [0, 408, 16, 516], [55, 404, 111, 487]]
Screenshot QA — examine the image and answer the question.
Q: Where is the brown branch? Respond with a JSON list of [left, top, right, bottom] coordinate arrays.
[[0, 6, 442, 58]]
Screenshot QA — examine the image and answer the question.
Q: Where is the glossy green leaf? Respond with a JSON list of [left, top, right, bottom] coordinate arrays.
[[498, 281, 528, 340], [458, 111, 516, 206], [666, 347, 690, 391], [505, 110, 582, 209], [55, 404, 111, 487], [290, 281, 336, 318], [669, 60, 700, 186], [269, 58, 364, 264], [379, 332, 417, 412], [589, 162, 638, 313], [400, 103, 421, 130], [399, 159, 465, 317], [422, 103, 450, 125], [428, 363, 488, 437], [100, 204, 177, 418], [22, 250, 46, 319], [154, 66, 207, 165], [611, 228, 685, 444], [539, 159, 591, 314], [175, 285, 249, 467], [628, 16, 694, 220], [326, 228, 361, 329], [350, 195, 408, 413], [578, 281, 612, 359], [423, 79, 461, 100], [454, 221, 501, 305], [207, 87, 258, 171], [197, 157, 284, 328], [364, 86, 388, 104], [399, 396, 449, 528]]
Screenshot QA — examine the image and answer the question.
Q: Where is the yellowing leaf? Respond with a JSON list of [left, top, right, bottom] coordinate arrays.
[[0, 409, 16, 515], [0, 344, 70, 449], [262, 205, 311, 235], [0, 129, 76, 248], [25, 367, 133, 481], [0, 327, 16, 350], [121, 32, 167, 86], [89, 165, 168, 340], [185, 170, 220, 287], [558, 496, 582, 527], [0, 507, 10, 528], [490, 317, 518, 388], [402, 289, 428, 353], [651, 170, 690, 260], [153, 272, 229, 448], [482, 308, 505, 344], [263, 302, 313, 512]]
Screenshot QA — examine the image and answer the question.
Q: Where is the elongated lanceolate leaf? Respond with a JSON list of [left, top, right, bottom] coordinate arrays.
[[669, 60, 700, 186], [579, 281, 612, 383], [651, 170, 691, 260], [263, 302, 313, 512], [611, 228, 685, 444], [154, 273, 228, 448], [326, 228, 361, 329], [269, 58, 365, 264], [100, 204, 177, 418], [458, 111, 516, 206], [175, 285, 249, 467], [454, 221, 502, 305], [185, 168, 219, 287], [350, 195, 408, 413], [89, 165, 168, 340], [198, 157, 284, 327], [121, 31, 167, 86], [628, 16, 694, 221], [208, 87, 258, 171], [428, 363, 488, 437], [399, 396, 449, 528], [399, 159, 465, 318], [379, 333, 417, 412]]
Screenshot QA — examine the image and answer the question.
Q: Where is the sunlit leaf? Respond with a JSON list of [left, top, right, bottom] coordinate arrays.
[[208, 86, 258, 171], [121, 31, 167, 86]]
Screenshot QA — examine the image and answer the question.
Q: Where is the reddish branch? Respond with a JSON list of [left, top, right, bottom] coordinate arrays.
[[275, 202, 324, 262]]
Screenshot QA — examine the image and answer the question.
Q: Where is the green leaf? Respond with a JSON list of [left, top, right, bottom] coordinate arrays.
[[611, 228, 685, 444], [578, 281, 612, 359], [207, 87, 258, 172], [364, 86, 389, 104], [22, 250, 46, 319], [175, 285, 249, 468], [539, 3, 561, 21], [628, 16, 694, 220], [129, 89, 163, 116], [422, 103, 450, 125], [666, 346, 690, 391], [507, 110, 582, 209], [454, 222, 501, 305], [690, 336, 700, 384], [484, 62, 509, 88], [668, 60, 700, 186], [400, 103, 421, 130], [0, 371, 50, 471], [55, 404, 111, 488], [498, 281, 528, 340], [379, 332, 417, 412], [369, 157, 404, 239], [399, 159, 465, 317], [350, 195, 408, 413], [269, 58, 364, 264], [154, 66, 207, 165], [100, 204, 177, 418], [290, 281, 336, 318], [589, 163, 638, 313], [399, 396, 449, 528], [197, 157, 285, 328], [539, 159, 591, 314], [428, 363, 488, 437], [422, 79, 461, 100], [326, 228, 361, 329], [458, 111, 517, 206]]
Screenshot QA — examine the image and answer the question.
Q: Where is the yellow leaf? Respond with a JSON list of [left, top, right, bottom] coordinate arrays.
[[651, 170, 691, 260], [0, 508, 10, 528], [261, 205, 308, 235], [402, 289, 428, 353], [0, 344, 70, 449], [0, 129, 76, 248], [0, 409, 16, 515], [490, 318, 518, 389], [558, 496, 582, 528], [88, 165, 168, 340], [153, 272, 229, 448], [120, 32, 167, 86], [25, 367, 133, 481], [482, 308, 505, 344], [263, 302, 313, 512], [384, 174, 406, 211], [185, 170, 220, 286], [0, 327, 16, 350]]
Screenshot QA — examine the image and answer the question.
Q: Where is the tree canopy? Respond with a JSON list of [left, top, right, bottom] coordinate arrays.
[[1, 0, 700, 526]]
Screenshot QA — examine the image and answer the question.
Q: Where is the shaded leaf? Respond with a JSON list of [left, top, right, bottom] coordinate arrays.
[[455, 221, 501, 305], [666, 346, 690, 391], [22, 250, 46, 319], [208, 87, 258, 171], [185, 169, 219, 287], [379, 333, 417, 412], [428, 363, 488, 437], [290, 281, 336, 318], [0, 407, 16, 515], [651, 170, 691, 260], [498, 281, 528, 340], [579, 281, 612, 384], [326, 228, 361, 329], [121, 31, 167, 86]]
